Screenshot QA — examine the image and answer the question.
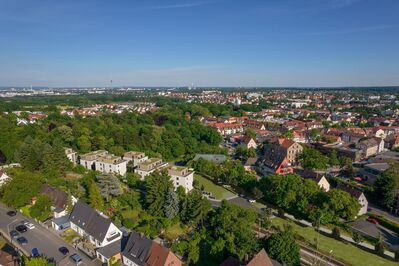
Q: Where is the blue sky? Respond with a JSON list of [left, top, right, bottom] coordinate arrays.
[[0, 0, 398, 87]]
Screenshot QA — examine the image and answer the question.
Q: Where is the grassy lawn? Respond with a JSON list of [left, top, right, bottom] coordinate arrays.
[[61, 228, 80, 244], [272, 217, 397, 266], [194, 174, 234, 200], [163, 223, 188, 241], [122, 209, 140, 220], [20, 205, 31, 217]]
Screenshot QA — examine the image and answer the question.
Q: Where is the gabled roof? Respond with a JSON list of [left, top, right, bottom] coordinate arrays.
[[337, 184, 364, 199], [247, 249, 274, 266], [259, 149, 288, 171], [122, 231, 152, 265], [40, 184, 68, 209], [69, 200, 112, 243]]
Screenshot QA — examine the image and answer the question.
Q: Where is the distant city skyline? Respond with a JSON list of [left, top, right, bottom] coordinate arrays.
[[1, 0, 399, 87]]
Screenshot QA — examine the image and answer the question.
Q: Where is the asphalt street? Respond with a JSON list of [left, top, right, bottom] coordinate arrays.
[[0, 202, 100, 265]]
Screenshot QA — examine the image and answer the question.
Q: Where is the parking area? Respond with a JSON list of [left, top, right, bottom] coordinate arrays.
[[0, 203, 100, 265]]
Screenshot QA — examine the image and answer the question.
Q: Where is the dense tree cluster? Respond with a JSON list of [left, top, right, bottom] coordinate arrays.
[[260, 174, 360, 224]]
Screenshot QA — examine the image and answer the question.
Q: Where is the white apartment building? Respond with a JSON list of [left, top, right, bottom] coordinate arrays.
[[134, 158, 168, 180], [95, 154, 127, 176], [167, 166, 194, 193], [123, 151, 148, 167], [79, 150, 127, 176], [80, 150, 108, 171]]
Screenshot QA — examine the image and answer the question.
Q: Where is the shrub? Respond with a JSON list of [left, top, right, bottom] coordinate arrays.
[[332, 227, 340, 240]]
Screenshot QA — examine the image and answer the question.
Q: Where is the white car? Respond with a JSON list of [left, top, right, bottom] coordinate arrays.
[[27, 223, 35, 229], [248, 199, 256, 203]]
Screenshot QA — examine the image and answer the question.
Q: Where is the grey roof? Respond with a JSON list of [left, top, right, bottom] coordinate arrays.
[[52, 215, 70, 226], [122, 232, 152, 266], [97, 236, 129, 258], [69, 200, 111, 243], [193, 154, 227, 164], [365, 163, 390, 172]]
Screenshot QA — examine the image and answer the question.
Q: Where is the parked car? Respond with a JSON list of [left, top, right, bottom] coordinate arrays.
[[6, 210, 17, 216], [366, 217, 379, 225], [70, 254, 82, 265], [16, 236, 28, 245], [58, 246, 69, 255], [21, 220, 29, 226], [248, 199, 256, 203], [16, 225, 27, 233], [31, 248, 39, 257], [9, 230, 19, 238], [27, 223, 35, 229]]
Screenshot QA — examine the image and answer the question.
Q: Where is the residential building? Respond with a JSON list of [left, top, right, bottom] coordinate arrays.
[[69, 200, 122, 247], [80, 150, 127, 176], [122, 231, 182, 266], [95, 154, 127, 176], [241, 136, 257, 149], [357, 138, 379, 158], [256, 151, 293, 176], [123, 151, 148, 168], [337, 184, 368, 216], [0, 170, 10, 186], [0, 250, 16, 266], [65, 148, 78, 165], [269, 137, 303, 164], [80, 150, 109, 171], [134, 158, 168, 180], [297, 170, 330, 192], [211, 123, 244, 136], [167, 166, 194, 193], [96, 237, 128, 265]]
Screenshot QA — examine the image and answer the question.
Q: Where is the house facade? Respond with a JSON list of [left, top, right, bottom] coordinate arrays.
[[337, 184, 368, 216], [167, 166, 194, 193], [122, 231, 182, 266], [95, 155, 127, 176], [69, 200, 122, 248]]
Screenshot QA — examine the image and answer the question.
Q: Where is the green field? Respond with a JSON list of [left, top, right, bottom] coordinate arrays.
[[194, 174, 235, 200], [272, 217, 397, 266]]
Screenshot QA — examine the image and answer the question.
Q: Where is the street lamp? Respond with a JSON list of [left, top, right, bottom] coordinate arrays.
[[329, 250, 333, 264]]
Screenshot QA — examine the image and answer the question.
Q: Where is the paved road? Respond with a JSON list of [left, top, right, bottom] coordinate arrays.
[[0, 203, 100, 265], [369, 204, 399, 223]]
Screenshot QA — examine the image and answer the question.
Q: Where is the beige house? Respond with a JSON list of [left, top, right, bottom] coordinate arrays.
[[357, 138, 379, 158], [271, 138, 303, 164], [134, 158, 169, 180]]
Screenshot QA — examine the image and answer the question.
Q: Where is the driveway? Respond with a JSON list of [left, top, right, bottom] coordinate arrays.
[[0, 203, 100, 265]]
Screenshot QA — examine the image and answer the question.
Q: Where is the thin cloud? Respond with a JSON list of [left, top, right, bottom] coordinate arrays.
[[293, 24, 398, 36], [149, 0, 216, 10]]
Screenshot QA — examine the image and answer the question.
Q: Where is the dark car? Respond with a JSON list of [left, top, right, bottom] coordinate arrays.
[[9, 230, 19, 238], [7, 210, 17, 216], [69, 254, 82, 265], [59, 246, 69, 255], [16, 224, 27, 233], [16, 236, 28, 245]]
